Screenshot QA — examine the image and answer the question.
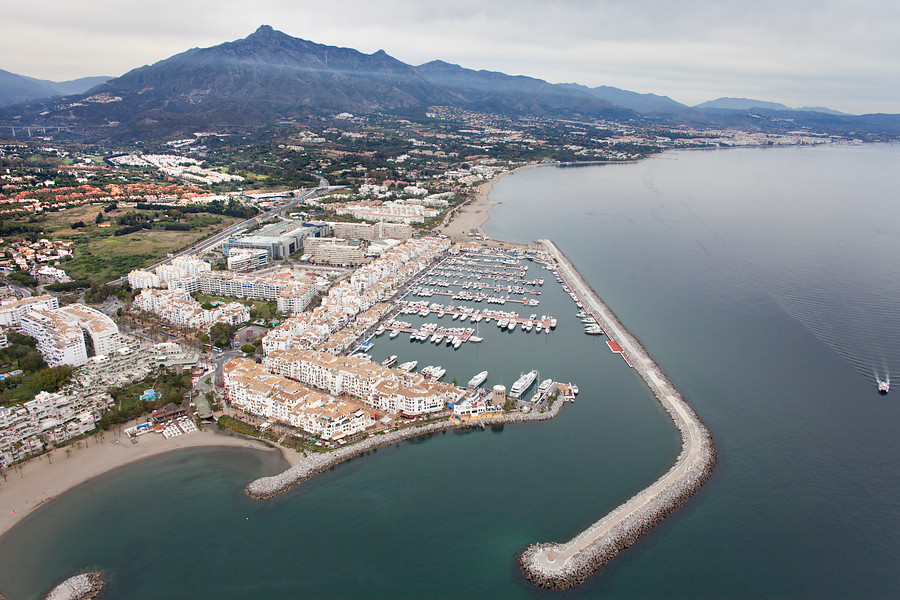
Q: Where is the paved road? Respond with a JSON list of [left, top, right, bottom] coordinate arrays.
[[532, 240, 707, 570]]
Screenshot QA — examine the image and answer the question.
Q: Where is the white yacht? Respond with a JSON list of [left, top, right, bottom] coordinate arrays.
[[468, 371, 489, 389], [510, 370, 538, 398]]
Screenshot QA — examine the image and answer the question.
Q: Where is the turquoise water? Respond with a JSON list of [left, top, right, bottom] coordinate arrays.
[[2, 144, 900, 598]]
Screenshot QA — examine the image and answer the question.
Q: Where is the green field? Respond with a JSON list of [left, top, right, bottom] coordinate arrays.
[[63, 219, 241, 282]]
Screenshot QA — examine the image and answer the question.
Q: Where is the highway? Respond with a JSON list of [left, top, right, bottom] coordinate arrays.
[[526, 240, 714, 581]]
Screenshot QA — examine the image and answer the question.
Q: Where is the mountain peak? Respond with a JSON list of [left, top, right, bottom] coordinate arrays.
[[252, 24, 276, 36]]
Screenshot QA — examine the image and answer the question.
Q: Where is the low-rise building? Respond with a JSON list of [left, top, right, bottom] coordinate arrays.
[[302, 237, 366, 266], [0, 390, 100, 466], [133, 289, 249, 331], [223, 358, 373, 439], [0, 295, 59, 327]]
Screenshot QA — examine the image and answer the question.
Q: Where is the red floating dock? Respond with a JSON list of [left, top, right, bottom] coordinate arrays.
[[606, 340, 633, 367]]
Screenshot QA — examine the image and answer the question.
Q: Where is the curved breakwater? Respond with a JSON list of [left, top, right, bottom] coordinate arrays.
[[246, 399, 566, 500], [518, 240, 717, 590], [246, 237, 715, 591]]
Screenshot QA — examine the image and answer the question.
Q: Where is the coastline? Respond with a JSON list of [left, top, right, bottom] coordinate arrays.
[[438, 163, 541, 244], [0, 426, 292, 539]]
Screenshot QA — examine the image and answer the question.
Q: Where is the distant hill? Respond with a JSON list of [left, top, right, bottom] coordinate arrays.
[[795, 106, 846, 116], [564, 84, 690, 115], [694, 97, 793, 111], [0, 69, 110, 106], [693, 98, 846, 116]]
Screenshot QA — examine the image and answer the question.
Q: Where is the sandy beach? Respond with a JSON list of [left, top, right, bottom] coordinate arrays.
[[437, 164, 538, 244], [0, 427, 294, 538]]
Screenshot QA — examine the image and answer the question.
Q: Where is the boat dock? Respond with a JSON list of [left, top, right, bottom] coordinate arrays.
[[519, 239, 717, 590], [605, 340, 633, 367]]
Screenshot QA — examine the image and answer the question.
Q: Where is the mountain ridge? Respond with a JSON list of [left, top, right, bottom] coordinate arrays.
[[0, 69, 110, 106], [0, 26, 896, 141]]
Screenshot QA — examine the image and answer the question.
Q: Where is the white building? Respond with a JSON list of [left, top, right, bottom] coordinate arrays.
[[0, 390, 100, 466], [133, 289, 250, 331], [0, 295, 59, 327], [227, 248, 269, 272], [127, 269, 160, 289], [20, 303, 123, 367]]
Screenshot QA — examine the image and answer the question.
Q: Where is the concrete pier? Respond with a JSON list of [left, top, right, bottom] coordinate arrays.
[[519, 240, 717, 590]]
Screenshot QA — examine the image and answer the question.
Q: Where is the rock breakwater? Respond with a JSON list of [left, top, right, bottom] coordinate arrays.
[[518, 240, 717, 590], [44, 572, 103, 600], [246, 399, 566, 500]]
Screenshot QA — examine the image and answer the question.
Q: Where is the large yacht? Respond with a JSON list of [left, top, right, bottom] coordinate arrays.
[[510, 370, 538, 398]]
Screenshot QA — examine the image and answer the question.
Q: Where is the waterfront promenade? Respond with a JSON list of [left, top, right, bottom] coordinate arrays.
[[519, 240, 717, 589]]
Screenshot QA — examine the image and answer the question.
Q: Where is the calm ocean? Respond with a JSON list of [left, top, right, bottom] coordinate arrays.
[[1, 144, 899, 599]]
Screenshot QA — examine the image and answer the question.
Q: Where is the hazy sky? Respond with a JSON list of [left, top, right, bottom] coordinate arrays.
[[3, 0, 899, 114]]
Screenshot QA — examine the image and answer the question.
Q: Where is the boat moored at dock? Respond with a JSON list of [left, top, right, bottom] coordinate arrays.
[[510, 370, 538, 398], [468, 370, 489, 389]]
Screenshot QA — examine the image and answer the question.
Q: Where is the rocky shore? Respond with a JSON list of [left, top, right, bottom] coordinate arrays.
[[516, 240, 717, 590], [247, 400, 566, 500], [44, 572, 103, 600]]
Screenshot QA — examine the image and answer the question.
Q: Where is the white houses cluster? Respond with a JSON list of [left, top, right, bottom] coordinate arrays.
[[133, 288, 250, 331], [262, 348, 465, 416], [262, 237, 450, 354], [335, 201, 440, 224], [224, 237, 464, 437], [128, 256, 212, 289], [0, 391, 101, 466], [223, 358, 374, 440]]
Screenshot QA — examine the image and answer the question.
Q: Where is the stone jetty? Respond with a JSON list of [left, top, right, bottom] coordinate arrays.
[[44, 572, 104, 600], [518, 240, 717, 590], [247, 398, 566, 500]]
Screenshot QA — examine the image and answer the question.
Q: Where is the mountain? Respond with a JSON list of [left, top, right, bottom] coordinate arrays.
[[564, 84, 689, 115], [76, 25, 450, 127], [694, 97, 793, 111], [795, 106, 846, 116], [0, 26, 897, 141], [1, 26, 636, 139], [0, 69, 110, 106], [416, 61, 633, 121]]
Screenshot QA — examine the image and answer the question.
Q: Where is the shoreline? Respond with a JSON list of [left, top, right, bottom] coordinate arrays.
[[438, 163, 541, 244], [0, 426, 291, 539]]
